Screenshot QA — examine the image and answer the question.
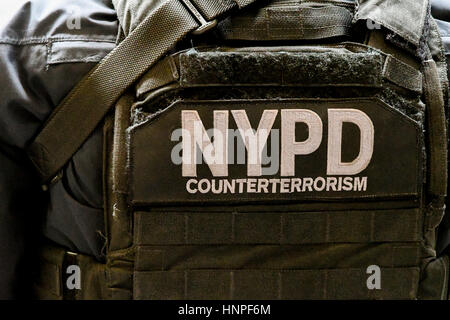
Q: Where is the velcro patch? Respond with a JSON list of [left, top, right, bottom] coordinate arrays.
[[129, 98, 422, 205]]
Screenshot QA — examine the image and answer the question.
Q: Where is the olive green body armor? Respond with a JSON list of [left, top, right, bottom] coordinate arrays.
[[31, 0, 450, 299]]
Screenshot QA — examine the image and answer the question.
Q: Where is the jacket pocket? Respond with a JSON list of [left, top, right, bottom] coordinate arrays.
[[47, 40, 115, 65]]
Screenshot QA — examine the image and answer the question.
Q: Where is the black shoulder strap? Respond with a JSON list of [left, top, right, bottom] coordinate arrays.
[[27, 0, 261, 184]]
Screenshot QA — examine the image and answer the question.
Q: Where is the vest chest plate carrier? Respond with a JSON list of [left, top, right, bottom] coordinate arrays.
[[30, 0, 450, 299]]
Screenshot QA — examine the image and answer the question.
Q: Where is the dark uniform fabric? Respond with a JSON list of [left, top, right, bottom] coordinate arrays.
[[0, 0, 117, 299], [0, 0, 449, 299]]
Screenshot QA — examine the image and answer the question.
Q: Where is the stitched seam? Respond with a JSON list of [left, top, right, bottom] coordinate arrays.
[[0, 37, 116, 46], [49, 57, 106, 64], [46, 41, 114, 66]]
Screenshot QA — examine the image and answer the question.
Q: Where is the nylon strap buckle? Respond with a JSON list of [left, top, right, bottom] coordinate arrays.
[[180, 0, 218, 35]]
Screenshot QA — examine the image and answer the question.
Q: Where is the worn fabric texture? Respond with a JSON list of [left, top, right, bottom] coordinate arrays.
[[355, 0, 429, 47]]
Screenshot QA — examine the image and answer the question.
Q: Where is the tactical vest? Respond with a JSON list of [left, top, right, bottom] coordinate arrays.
[[30, 0, 450, 300]]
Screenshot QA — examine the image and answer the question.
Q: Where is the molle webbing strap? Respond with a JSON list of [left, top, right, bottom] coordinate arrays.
[[34, 246, 420, 299], [135, 243, 420, 272], [383, 55, 423, 93], [27, 0, 261, 184], [134, 209, 422, 246], [219, 4, 354, 41], [133, 268, 419, 299], [423, 60, 448, 198]]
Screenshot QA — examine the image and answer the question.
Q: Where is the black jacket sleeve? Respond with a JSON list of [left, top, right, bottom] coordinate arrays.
[[0, 0, 117, 299]]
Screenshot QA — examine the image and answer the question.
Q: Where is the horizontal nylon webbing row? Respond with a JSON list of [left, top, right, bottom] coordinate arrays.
[[218, 3, 354, 41], [134, 209, 422, 245], [135, 243, 420, 271], [133, 268, 419, 300]]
